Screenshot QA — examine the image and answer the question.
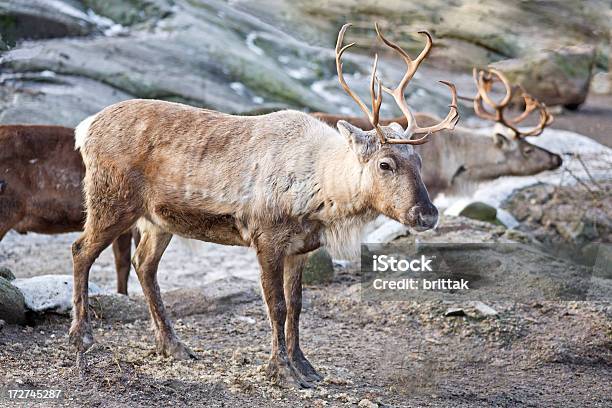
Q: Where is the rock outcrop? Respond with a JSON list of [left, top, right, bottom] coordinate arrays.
[[491, 45, 597, 109]]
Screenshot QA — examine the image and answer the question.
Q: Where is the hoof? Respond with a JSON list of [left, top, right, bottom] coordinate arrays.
[[291, 349, 323, 382], [267, 357, 313, 389], [292, 356, 323, 382], [157, 337, 198, 361], [74, 351, 90, 378], [68, 322, 94, 353]]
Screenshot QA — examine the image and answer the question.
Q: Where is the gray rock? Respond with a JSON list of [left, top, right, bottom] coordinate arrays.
[[0, 2, 335, 114], [0, 276, 26, 324], [303, 248, 334, 285], [82, 0, 174, 26], [0, 72, 133, 126], [12, 275, 103, 314], [491, 45, 596, 109], [0, 0, 97, 46], [0, 266, 15, 281], [240, 0, 609, 70], [459, 202, 500, 225], [444, 308, 466, 317], [471, 301, 498, 316], [591, 72, 611, 95]]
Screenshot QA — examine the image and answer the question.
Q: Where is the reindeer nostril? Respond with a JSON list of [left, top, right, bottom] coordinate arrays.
[[407, 204, 438, 231]]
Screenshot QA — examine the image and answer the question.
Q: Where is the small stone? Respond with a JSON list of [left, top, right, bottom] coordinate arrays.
[[231, 348, 250, 366], [444, 307, 466, 317], [471, 301, 498, 316], [0, 267, 15, 281], [358, 398, 378, 408], [459, 202, 499, 224]]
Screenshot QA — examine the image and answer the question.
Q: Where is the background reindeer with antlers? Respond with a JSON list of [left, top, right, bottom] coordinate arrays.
[[315, 67, 561, 198]]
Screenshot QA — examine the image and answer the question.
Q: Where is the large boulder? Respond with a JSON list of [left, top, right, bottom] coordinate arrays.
[[303, 248, 334, 285], [0, 73, 133, 126], [0, 276, 26, 324], [0, 0, 97, 46], [0, 2, 336, 114], [490, 45, 596, 109]]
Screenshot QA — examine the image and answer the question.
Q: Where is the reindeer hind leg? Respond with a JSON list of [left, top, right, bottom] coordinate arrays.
[[112, 231, 133, 295], [132, 219, 195, 360]]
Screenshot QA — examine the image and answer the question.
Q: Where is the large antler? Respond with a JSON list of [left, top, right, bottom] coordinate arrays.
[[472, 68, 553, 138], [375, 23, 459, 144], [336, 23, 386, 144]]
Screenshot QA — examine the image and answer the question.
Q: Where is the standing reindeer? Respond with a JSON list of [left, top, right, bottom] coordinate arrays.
[[112, 70, 561, 293], [314, 68, 561, 198], [0, 125, 138, 294], [69, 23, 458, 387]]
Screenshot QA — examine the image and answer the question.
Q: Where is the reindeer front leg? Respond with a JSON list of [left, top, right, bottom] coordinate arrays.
[[284, 254, 323, 382], [255, 239, 312, 388]]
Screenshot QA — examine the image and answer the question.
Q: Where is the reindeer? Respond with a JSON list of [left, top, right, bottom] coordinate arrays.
[[313, 68, 561, 197], [69, 23, 458, 387], [0, 125, 138, 295]]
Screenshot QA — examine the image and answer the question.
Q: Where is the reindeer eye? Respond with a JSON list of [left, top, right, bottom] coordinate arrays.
[[524, 147, 533, 154], [379, 162, 391, 171]]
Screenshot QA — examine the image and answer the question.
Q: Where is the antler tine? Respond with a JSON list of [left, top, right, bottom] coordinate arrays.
[[477, 68, 513, 108], [370, 54, 383, 127], [511, 96, 554, 137], [375, 23, 432, 96], [508, 88, 538, 124], [336, 23, 386, 144], [472, 68, 554, 138], [375, 23, 458, 144]]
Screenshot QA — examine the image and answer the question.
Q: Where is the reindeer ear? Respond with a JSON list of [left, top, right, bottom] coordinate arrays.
[[337, 120, 376, 161], [494, 133, 511, 148], [337, 120, 366, 143]]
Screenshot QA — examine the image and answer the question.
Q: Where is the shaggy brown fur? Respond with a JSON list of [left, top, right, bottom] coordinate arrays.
[[70, 99, 438, 387], [0, 125, 137, 294]]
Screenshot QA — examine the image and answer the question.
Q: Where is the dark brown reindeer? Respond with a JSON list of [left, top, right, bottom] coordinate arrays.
[[313, 68, 561, 197], [0, 125, 138, 295], [69, 23, 458, 387]]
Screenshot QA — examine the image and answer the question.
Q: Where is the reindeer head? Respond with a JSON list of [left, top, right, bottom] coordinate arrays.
[[467, 68, 562, 178], [335, 23, 459, 231]]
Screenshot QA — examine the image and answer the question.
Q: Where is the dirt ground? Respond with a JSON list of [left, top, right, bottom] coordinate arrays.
[[1, 266, 611, 408]]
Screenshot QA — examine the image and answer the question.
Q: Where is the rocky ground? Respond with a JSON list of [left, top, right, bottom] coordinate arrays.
[[1, 215, 611, 407], [503, 180, 612, 265], [1, 286, 611, 407]]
